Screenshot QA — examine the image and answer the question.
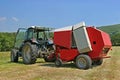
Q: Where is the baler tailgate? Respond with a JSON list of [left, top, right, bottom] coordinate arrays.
[[73, 26, 92, 53]]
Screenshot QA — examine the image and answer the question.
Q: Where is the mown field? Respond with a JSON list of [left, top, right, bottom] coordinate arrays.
[[0, 46, 120, 80]]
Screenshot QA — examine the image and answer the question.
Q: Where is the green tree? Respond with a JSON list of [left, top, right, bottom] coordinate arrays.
[[111, 33, 120, 46], [0, 32, 16, 51]]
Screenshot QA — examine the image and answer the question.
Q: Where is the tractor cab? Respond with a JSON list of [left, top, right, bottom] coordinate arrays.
[[25, 26, 52, 45], [14, 26, 53, 49]]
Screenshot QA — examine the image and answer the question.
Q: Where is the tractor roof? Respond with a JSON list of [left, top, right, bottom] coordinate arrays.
[[28, 26, 53, 31]]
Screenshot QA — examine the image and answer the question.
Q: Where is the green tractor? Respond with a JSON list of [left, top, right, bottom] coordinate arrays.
[[11, 26, 55, 64]]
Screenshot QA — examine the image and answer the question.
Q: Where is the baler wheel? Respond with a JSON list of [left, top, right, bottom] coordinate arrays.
[[95, 59, 103, 65], [75, 54, 92, 69], [55, 58, 62, 67], [11, 49, 18, 62]]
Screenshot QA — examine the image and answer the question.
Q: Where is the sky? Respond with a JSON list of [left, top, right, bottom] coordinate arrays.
[[0, 0, 120, 32]]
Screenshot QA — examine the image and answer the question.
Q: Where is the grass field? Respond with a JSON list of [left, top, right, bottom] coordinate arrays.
[[0, 46, 120, 80]]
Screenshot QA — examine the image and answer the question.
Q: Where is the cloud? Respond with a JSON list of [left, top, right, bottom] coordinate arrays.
[[12, 17, 19, 22], [0, 17, 7, 22]]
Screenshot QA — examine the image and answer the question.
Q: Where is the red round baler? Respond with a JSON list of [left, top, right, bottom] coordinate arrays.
[[53, 22, 112, 69]]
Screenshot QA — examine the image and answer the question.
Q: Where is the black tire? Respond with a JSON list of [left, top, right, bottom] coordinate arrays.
[[44, 56, 56, 62], [75, 54, 92, 69], [44, 53, 56, 62], [22, 42, 37, 64], [55, 59, 62, 67], [93, 59, 103, 65], [44, 56, 49, 62], [11, 49, 18, 62]]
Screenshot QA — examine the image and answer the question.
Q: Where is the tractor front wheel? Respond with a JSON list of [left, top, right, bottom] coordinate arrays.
[[75, 54, 92, 69], [11, 49, 18, 62], [22, 42, 37, 64], [44, 53, 56, 62]]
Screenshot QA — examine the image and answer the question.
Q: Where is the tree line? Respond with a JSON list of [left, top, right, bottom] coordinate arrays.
[[0, 32, 120, 51], [110, 33, 120, 46], [0, 32, 15, 51]]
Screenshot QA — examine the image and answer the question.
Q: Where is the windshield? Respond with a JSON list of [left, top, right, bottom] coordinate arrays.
[[26, 28, 53, 41]]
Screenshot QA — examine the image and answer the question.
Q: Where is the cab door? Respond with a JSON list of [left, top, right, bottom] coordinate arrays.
[[14, 28, 27, 49]]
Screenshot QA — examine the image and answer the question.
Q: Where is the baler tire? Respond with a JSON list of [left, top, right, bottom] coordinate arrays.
[[11, 49, 18, 62], [55, 59, 62, 67], [22, 42, 37, 64], [95, 59, 103, 65], [75, 54, 92, 69]]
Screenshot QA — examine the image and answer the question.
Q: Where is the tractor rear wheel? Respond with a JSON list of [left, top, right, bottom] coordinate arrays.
[[11, 49, 18, 62], [22, 42, 37, 64], [75, 54, 92, 69]]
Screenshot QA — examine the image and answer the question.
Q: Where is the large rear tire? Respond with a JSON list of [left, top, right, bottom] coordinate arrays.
[[22, 42, 37, 64], [11, 49, 18, 62], [75, 54, 92, 69]]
